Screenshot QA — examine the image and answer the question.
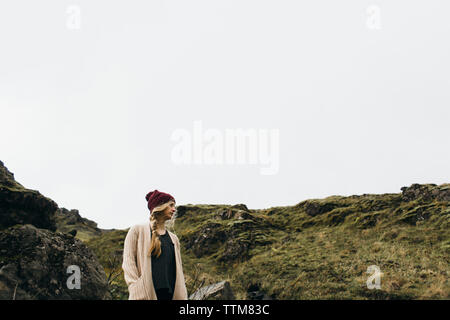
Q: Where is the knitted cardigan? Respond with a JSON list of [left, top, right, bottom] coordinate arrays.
[[122, 222, 188, 300]]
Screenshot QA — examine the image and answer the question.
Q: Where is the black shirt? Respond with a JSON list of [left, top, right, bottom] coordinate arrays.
[[151, 231, 176, 295]]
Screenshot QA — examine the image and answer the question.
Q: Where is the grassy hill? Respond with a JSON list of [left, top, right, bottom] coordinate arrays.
[[60, 183, 449, 300]]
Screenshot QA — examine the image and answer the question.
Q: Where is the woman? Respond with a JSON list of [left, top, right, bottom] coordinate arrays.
[[122, 189, 188, 300]]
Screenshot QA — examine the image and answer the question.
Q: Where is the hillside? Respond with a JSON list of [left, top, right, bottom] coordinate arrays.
[[2, 160, 448, 300], [82, 184, 449, 300]]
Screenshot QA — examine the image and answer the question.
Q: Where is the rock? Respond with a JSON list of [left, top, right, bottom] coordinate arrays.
[[301, 200, 339, 217], [185, 220, 256, 261], [0, 161, 24, 189], [54, 207, 105, 240], [56, 208, 96, 228], [55, 207, 99, 229], [0, 187, 58, 231], [230, 204, 249, 212], [0, 224, 111, 300], [218, 237, 250, 262], [401, 183, 450, 202], [217, 226, 252, 262], [185, 223, 227, 258], [215, 207, 261, 221], [0, 162, 58, 231], [185, 207, 271, 261], [247, 283, 274, 300], [189, 281, 235, 300], [68, 229, 77, 237], [218, 209, 249, 220]]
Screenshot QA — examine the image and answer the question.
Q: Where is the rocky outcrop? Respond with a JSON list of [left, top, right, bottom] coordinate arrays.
[[185, 222, 227, 258], [189, 281, 235, 300], [54, 207, 104, 239], [0, 160, 111, 300], [217, 227, 252, 262], [230, 204, 249, 211], [401, 183, 450, 202], [0, 161, 58, 231], [56, 208, 98, 229], [176, 203, 249, 219], [0, 224, 111, 300], [184, 207, 272, 262], [0, 160, 23, 189], [215, 207, 255, 221]]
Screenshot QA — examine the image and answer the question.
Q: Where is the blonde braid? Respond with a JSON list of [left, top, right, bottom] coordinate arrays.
[[148, 213, 162, 258]]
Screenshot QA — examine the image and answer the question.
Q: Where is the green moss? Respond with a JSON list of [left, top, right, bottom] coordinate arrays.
[[67, 187, 449, 300]]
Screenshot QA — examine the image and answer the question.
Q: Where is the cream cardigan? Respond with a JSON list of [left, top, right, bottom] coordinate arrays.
[[122, 221, 188, 300]]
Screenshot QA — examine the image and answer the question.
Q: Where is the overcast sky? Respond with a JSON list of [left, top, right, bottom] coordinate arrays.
[[1, 1, 449, 230]]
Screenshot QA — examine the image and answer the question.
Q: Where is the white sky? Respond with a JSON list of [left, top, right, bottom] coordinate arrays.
[[1, 1, 449, 229]]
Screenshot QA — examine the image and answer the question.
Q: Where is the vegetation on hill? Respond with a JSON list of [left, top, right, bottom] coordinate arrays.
[[76, 183, 449, 300]]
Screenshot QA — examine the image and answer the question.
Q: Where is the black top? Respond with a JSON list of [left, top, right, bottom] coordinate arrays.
[[151, 231, 176, 295]]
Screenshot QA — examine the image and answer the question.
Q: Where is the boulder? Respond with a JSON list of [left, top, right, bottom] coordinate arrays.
[[401, 183, 450, 202], [189, 280, 235, 300], [0, 161, 58, 231], [0, 224, 111, 300]]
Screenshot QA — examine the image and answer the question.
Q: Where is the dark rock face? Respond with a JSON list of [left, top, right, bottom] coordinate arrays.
[[0, 224, 111, 300], [219, 237, 250, 262], [184, 206, 273, 262], [0, 160, 110, 300], [185, 223, 227, 258], [0, 163, 58, 231], [401, 183, 450, 202], [0, 188, 58, 232]]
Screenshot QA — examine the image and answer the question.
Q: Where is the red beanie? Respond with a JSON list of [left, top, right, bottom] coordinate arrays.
[[145, 189, 175, 214]]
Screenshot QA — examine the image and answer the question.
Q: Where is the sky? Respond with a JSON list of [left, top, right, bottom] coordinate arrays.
[[1, 0, 449, 230]]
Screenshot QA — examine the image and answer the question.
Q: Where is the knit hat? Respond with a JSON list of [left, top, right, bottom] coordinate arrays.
[[145, 189, 175, 214]]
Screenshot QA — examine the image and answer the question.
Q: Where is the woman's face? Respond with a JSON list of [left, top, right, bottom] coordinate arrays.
[[158, 201, 176, 222]]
